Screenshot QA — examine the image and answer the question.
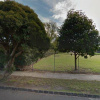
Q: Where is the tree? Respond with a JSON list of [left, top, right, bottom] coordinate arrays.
[[44, 21, 58, 43], [0, 1, 50, 76], [44, 21, 59, 72], [58, 10, 99, 70], [14, 47, 43, 70], [0, 51, 6, 70], [44, 21, 59, 54]]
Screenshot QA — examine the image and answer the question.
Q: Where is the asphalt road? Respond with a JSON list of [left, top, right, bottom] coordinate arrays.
[[0, 89, 99, 100]]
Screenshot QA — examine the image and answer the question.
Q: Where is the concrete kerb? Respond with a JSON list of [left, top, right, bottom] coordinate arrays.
[[0, 86, 100, 98]]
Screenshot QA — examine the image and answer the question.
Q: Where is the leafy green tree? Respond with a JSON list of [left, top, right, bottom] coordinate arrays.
[[0, 1, 50, 75], [44, 21, 58, 55], [58, 10, 99, 70], [44, 21, 58, 43], [14, 47, 43, 70], [44, 21, 59, 72]]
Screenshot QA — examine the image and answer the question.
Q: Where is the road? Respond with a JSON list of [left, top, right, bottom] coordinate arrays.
[[0, 89, 99, 100]]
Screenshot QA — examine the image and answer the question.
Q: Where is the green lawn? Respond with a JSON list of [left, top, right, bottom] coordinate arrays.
[[33, 53, 100, 73], [0, 75, 100, 95]]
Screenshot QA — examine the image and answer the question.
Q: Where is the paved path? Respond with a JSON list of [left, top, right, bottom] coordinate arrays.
[[9, 71, 100, 81], [0, 89, 99, 100], [0, 71, 100, 81]]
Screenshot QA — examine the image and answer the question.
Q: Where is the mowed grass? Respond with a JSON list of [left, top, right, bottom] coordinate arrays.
[[0, 75, 100, 95], [34, 53, 100, 73]]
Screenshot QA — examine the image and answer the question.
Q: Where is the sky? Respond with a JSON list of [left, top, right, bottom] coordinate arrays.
[[0, 0, 100, 32]]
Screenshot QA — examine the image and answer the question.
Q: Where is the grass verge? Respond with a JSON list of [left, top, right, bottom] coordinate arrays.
[[0, 75, 100, 95]]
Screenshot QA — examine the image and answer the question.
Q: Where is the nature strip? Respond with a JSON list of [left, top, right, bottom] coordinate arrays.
[[0, 86, 100, 98]]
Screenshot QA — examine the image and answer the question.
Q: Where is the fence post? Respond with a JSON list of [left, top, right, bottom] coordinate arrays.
[[54, 52, 55, 72]]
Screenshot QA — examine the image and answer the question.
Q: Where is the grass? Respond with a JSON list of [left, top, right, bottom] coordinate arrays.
[[33, 53, 100, 73], [95, 53, 100, 55], [0, 75, 100, 95]]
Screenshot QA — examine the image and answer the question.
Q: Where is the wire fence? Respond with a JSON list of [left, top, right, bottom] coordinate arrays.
[[0, 53, 100, 74]]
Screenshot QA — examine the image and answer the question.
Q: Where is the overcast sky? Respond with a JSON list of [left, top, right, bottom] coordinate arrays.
[[0, 0, 100, 32]]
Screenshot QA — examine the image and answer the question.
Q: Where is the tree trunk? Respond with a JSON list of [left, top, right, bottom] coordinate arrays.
[[4, 57, 15, 78], [74, 53, 77, 70]]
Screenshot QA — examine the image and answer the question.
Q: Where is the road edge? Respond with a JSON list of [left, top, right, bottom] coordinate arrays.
[[0, 86, 100, 98]]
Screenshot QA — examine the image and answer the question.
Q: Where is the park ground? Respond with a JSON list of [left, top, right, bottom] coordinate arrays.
[[33, 53, 100, 74]]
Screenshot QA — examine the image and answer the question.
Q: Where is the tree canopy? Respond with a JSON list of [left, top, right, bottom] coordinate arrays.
[[0, 1, 50, 74], [58, 10, 99, 70], [44, 21, 58, 43]]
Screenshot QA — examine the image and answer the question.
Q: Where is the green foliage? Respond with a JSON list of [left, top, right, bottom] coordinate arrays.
[[58, 10, 99, 57], [0, 1, 50, 54], [51, 37, 59, 52], [0, 51, 7, 69], [44, 49, 55, 57], [0, 1, 50, 71], [44, 21, 58, 43], [14, 47, 43, 69], [44, 21, 59, 54], [58, 10, 99, 70]]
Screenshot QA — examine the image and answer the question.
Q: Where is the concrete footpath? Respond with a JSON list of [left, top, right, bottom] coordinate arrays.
[[8, 71, 100, 81]]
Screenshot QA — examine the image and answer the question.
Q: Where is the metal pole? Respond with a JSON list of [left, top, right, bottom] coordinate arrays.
[[54, 52, 55, 72], [32, 64, 33, 72], [78, 57, 79, 72]]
